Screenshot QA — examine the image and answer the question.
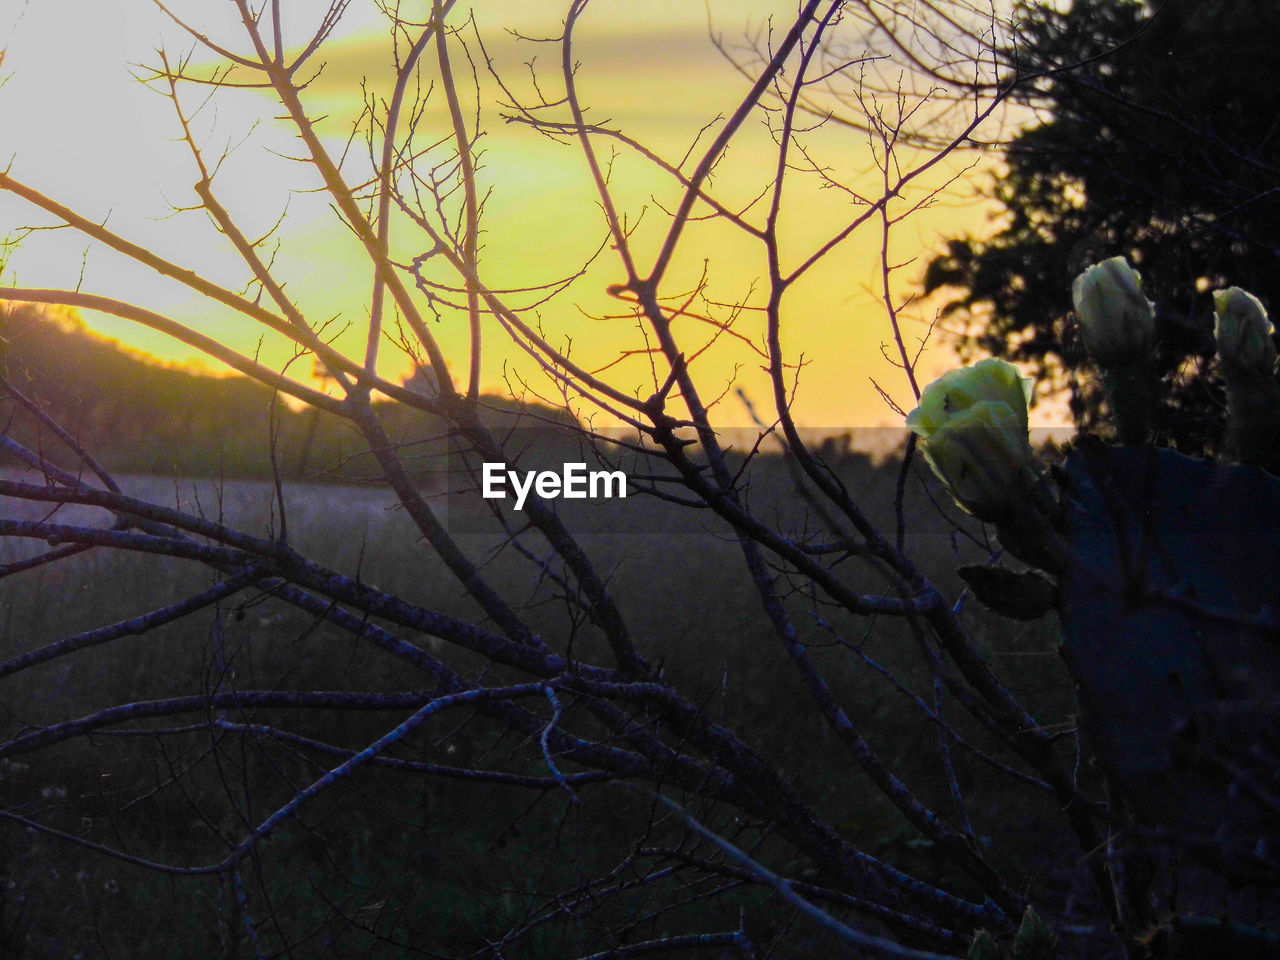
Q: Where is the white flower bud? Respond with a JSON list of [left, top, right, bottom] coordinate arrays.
[[906, 360, 1035, 521], [1214, 287, 1276, 376], [905, 357, 1031, 440], [921, 401, 1035, 520], [1071, 257, 1155, 368]]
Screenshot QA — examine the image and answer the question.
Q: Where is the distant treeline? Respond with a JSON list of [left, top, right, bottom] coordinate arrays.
[[1, 303, 891, 485], [0, 303, 568, 482]]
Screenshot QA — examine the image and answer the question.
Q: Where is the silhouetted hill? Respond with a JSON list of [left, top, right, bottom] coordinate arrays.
[[0, 303, 576, 481]]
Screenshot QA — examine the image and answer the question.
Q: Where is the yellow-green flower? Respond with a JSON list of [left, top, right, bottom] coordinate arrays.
[[907, 359, 1035, 521], [1071, 257, 1155, 367], [1214, 286, 1276, 376], [920, 402, 1034, 520], [906, 357, 1031, 439]]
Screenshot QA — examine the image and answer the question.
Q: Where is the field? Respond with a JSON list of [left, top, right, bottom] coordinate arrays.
[[5, 443, 1276, 958], [0, 449, 1124, 958]]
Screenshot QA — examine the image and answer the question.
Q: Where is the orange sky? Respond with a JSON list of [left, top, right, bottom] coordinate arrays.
[[0, 1, 1039, 431]]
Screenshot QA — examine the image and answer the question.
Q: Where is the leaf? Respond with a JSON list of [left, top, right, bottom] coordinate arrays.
[[959, 564, 1056, 621]]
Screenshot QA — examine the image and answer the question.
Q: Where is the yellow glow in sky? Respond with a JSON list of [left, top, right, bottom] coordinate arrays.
[[1, 1, 1020, 430]]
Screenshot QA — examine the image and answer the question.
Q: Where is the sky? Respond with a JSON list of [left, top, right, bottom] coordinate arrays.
[[0, 0, 1031, 431]]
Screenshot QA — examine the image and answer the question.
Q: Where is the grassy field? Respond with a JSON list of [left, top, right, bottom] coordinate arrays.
[[0, 453, 1100, 958]]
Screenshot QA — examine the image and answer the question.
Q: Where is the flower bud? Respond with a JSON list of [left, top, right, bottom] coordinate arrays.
[[1213, 287, 1280, 469], [1214, 287, 1276, 376], [906, 357, 1032, 439], [1071, 257, 1155, 368], [919, 401, 1034, 521], [907, 359, 1035, 521]]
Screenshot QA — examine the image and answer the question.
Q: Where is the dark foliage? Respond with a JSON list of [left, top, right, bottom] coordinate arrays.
[[926, 0, 1280, 453]]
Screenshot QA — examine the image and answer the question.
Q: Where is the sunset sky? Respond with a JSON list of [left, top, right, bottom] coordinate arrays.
[[0, 1, 1035, 431]]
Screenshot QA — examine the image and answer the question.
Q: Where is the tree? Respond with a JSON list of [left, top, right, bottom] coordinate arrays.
[[2, 3, 1276, 958], [925, 0, 1280, 452]]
